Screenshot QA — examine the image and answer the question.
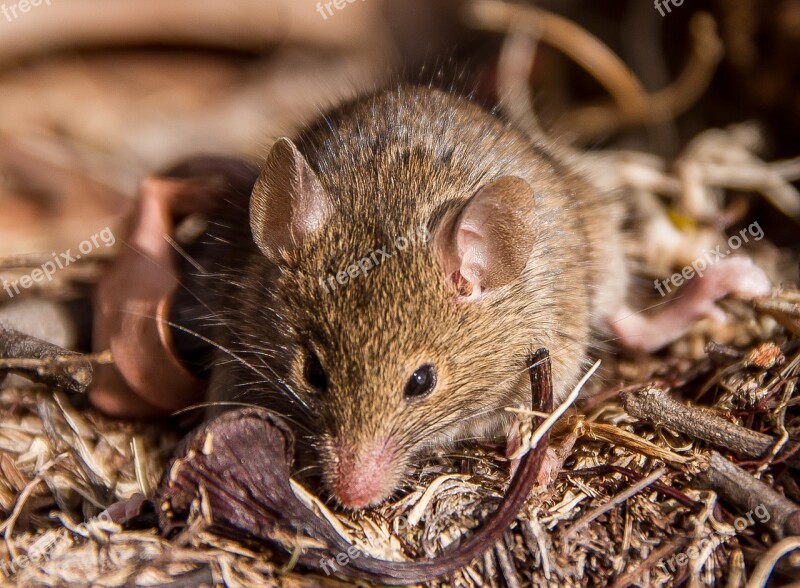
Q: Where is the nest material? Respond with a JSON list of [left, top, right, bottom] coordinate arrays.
[[0, 288, 798, 587], [0, 1, 799, 586]]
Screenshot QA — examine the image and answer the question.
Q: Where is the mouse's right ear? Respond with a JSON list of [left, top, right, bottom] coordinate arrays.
[[435, 175, 536, 300], [250, 137, 331, 262]]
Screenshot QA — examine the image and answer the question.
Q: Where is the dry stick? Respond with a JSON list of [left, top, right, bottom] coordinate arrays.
[[611, 534, 691, 588], [0, 252, 110, 270], [465, 0, 649, 118], [621, 386, 800, 465], [494, 538, 522, 588], [496, 29, 549, 145], [520, 517, 554, 580], [495, 26, 587, 170], [755, 295, 800, 337], [744, 536, 800, 588], [560, 464, 697, 508], [464, 1, 723, 140], [699, 160, 800, 220], [0, 326, 98, 394], [697, 451, 800, 538], [725, 549, 746, 588], [581, 421, 692, 467], [566, 12, 724, 138], [560, 467, 667, 542]]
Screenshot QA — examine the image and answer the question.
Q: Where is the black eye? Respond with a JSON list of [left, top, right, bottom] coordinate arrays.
[[304, 350, 327, 391], [404, 364, 437, 400]]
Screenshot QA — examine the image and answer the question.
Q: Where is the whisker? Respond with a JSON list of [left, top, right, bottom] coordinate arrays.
[[163, 234, 208, 274], [115, 238, 313, 414], [119, 309, 311, 413], [172, 399, 268, 416]]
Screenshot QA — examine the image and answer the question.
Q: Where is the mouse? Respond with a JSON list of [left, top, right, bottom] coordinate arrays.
[[194, 85, 627, 509], [92, 85, 771, 509]]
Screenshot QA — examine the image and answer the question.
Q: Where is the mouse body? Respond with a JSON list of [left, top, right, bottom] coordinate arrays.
[[198, 86, 629, 508]]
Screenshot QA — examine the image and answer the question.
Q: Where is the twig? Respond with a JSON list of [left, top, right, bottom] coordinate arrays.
[[612, 533, 691, 588], [0, 326, 104, 393], [507, 359, 600, 460], [755, 293, 800, 337], [495, 25, 586, 168], [561, 467, 667, 542], [621, 386, 800, 464], [744, 536, 800, 588], [696, 159, 800, 220], [559, 465, 697, 509], [494, 537, 522, 588], [520, 516, 554, 580], [725, 548, 745, 588], [568, 12, 724, 140], [464, 0, 649, 118], [581, 421, 692, 467], [497, 28, 543, 141], [0, 251, 112, 270], [464, 1, 723, 140], [146, 567, 216, 588], [697, 451, 800, 538]]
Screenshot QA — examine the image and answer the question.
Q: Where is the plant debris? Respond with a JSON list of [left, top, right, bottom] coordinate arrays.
[[157, 348, 551, 585], [0, 1, 799, 586]]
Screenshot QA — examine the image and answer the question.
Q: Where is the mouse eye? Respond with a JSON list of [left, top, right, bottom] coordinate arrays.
[[304, 350, 328, 391], [404, 364, 437, 400]]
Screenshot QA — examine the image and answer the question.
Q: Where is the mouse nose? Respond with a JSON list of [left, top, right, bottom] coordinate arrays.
[[329, 440, 398, 509]]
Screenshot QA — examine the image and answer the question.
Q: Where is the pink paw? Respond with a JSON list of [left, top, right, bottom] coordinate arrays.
[[612, 256, 771, 353], [683, 256, 771, 323]]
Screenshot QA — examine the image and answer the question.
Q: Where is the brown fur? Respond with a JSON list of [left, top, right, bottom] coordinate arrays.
[[204, 86, 627, 505]]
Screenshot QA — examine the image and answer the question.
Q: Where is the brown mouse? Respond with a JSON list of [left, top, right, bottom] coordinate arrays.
[[192, 86, 630, 509], [98, 85, 770, 508]]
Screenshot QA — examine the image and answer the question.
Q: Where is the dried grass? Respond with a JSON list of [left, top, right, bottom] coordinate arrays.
[[1, 283, 798, 586]]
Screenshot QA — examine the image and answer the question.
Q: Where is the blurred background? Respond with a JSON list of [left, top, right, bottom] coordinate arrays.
[[0, 0, 798, 339], [1, 3, 799, 585]]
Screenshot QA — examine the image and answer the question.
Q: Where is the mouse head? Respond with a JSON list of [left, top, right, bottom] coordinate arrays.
[[249, 137, 537, 509]]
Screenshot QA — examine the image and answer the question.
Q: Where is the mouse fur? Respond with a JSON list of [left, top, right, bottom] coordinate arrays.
[[198, 85, 629, 508]]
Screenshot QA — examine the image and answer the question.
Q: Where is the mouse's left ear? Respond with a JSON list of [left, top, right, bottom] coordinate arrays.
[[250, 137, 331, 262], [436, 176, 536, 300]]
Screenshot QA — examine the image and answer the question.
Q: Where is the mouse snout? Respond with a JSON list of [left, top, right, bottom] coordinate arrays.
[[326, 438, 401, 509]]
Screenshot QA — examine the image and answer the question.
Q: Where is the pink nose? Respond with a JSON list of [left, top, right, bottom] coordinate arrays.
[[329, 441, 396, 509]]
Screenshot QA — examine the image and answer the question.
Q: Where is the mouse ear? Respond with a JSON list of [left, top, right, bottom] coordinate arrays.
[[250, 138, 331, 262], [436, 176, 536, 299]]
